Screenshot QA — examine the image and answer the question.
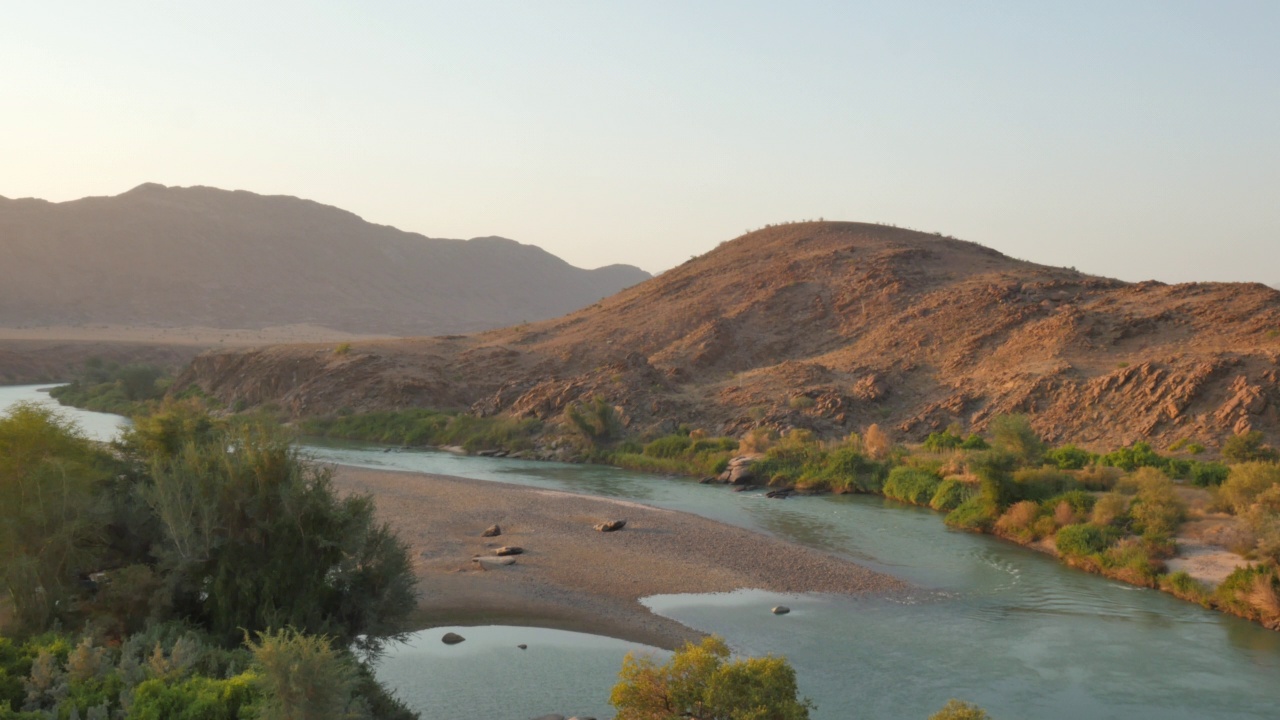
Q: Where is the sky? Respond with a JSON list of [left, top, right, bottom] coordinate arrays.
[[3, 1, 1277, 282]]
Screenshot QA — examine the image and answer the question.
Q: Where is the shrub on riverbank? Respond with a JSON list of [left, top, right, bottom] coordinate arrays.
[[48, 359, 170, 416], [301, 408, 541, 452], [883, 467, 942, 506], [0, 402, 419, 718]]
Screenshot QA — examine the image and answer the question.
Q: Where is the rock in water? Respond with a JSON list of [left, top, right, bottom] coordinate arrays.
[[593, 519, 627, 532], [441, 632, 466, 645], [494, 546, 524, 556], [482, 524, 502, 537], [517, 644, 528, 650], [772, 606, 791, 615]]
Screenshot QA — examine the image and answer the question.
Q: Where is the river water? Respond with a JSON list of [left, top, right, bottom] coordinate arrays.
[[4, 386, 1278, 719]]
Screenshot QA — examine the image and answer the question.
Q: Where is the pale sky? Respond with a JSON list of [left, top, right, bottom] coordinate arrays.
[[3, 1, 1277, 282]]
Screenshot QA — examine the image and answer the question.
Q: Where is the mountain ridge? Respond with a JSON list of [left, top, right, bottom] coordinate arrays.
[[175, 221, 1280, 450], [0, 184, 649, 335]]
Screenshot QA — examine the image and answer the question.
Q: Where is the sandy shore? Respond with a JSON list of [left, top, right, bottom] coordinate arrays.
[[331, 466, 907, 649]]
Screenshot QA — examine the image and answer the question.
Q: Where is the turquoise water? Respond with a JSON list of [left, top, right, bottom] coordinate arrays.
[[5, 392, 1279, 719], [376, 626, 666, 720], [306, 442, 1280, 720], [0, 384, 130, 442]]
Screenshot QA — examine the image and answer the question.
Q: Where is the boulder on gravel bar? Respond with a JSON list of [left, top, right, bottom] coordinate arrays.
[[481, 524, 502, 537], [476, 556, 516, 567], [441, 632, 466, 644], [494, 546, 524, 556], [593, 519, 627, 532]]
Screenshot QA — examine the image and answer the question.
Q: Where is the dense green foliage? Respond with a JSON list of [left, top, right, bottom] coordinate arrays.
[[0, 402, 418, 718], [301, 408, 541, 452], [0, 404, 116, 631], [610, 636, 813, 720], [883, 467, 942, 506], [48, 359, 170, 416]]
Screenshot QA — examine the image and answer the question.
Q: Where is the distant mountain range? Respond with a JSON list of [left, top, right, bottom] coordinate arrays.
[[0, 184, 649, 335]]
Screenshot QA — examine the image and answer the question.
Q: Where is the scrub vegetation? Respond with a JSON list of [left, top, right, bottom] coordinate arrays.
[[0, 401, 418, 719]]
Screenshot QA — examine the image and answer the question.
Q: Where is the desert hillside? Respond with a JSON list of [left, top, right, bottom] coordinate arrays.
[[175, 222, 1280, 449], [0, 184, 649, 335]]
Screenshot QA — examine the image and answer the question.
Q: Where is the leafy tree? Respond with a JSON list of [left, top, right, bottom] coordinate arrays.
[[610, 636, 812, 720], [565, 396, 624, 446], [988, 414, 1045, 466], [0, 403, 114, 632], [1222, 431, 1278, 464], [134, 418, 416, 655]]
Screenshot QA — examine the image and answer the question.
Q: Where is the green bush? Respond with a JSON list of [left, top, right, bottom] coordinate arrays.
[[1099, 442, 1167, 473], [644, 434, 693, 458], [1189, 461, 1230, 487], [1043, 490, 1096, 516], [929, 479, 974, 511], [959, 433, 989, 450], [1222, 431, 1278, 464], [930, 699, 991, 720], [923, 430, 964, 452], [1218, 462, 1280, 515], [945, 496, 1000, 532], [882, 467, 942, 506], [611, 636, 813, 720], [136, 420, 416, 654], [0, 403, 115, 632], [809, 446, 884, 493], [989, 414, 1045, 466], [1010, 467, 1077, 502], [1044, 444, 1095, 470], [1054, 524, 1120, 557], [129, 673, 259, 720]]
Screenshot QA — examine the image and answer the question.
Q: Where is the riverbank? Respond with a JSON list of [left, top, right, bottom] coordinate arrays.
[[329, 466, 909, 649]]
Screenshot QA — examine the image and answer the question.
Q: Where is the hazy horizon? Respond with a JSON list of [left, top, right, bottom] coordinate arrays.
[[4, 1, 1277, 283]]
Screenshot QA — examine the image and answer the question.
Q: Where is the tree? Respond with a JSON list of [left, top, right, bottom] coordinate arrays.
[[1222, 431, 1278, 464], [989, 414, 1045, 467], [128, 409, 416, 656], [0, 403, 113, 632], [565, 396, 624, 446], [610, 636, 812, 720]]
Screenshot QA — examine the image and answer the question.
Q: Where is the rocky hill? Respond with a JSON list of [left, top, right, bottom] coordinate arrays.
[[0, 184, 649, 335], [174, 222, 1280, 450]]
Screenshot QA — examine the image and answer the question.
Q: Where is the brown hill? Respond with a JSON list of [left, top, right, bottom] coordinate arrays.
[[0, 183, 649, 335], [174, 222, 1280, 449]]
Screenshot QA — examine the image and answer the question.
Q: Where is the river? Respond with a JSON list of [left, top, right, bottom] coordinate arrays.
[[3, 386, 1278, 719]]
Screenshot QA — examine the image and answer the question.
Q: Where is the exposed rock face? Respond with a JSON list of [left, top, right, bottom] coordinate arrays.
[[174, 222, 1280, 451]]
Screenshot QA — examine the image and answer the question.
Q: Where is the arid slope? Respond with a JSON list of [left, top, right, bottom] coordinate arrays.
[[176, 222, 1280, 449]]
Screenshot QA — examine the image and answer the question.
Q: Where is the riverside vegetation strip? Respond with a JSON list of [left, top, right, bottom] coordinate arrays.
[[299, 404, 1280, 632]]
